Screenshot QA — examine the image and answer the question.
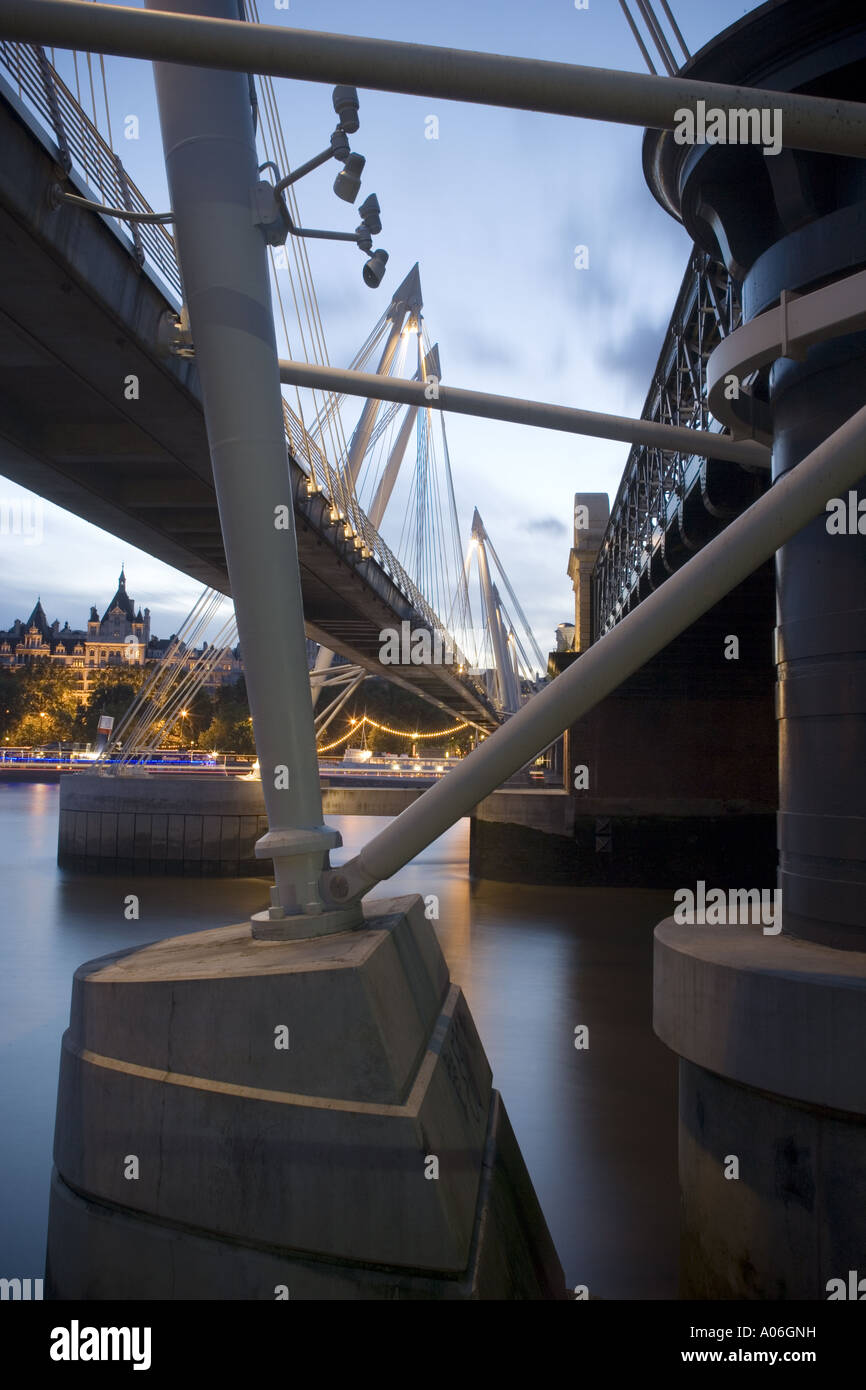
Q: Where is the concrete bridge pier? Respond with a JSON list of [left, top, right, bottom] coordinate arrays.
[[44, 0, 564, 1299], [46, 893, 565, 1299], [645, 0, 866, 1298]]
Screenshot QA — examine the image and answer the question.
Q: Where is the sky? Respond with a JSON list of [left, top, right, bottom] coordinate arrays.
[[0, 0, 756, 650]]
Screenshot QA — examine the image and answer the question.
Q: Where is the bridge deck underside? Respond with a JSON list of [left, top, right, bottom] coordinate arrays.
[[0, 92, 497, 731]]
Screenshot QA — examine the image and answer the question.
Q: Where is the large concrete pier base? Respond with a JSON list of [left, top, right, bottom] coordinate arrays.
[[58, 772, 270, 876], [654, 919, 866, 1299], [57, 773, 434, 876], [45, 894, 566, 1299]]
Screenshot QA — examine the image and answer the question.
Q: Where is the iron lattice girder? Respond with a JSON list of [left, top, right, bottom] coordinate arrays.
[[592, 251, 746, 637]]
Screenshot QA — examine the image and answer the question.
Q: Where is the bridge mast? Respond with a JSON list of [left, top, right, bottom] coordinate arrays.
[[471, 509, 519, 714], [368, 339, 438, 530], [343, 262, 422, 487], [145, 0, 348, 928]]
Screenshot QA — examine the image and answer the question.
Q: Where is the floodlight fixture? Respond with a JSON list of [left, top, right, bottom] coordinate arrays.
[[333, 152, 366, 203], [358, 193, 381, 235], [332, 85, 360, 134], [362, 248, 389, 288]]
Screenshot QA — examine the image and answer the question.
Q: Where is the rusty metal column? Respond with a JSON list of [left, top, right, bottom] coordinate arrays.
[[146, 0, 351, 927]]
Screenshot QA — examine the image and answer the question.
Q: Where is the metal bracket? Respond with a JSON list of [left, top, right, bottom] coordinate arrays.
[[252, 180, 291, 246], [157, 306, 195, 359], [251, 825, 365, 938], [254, 825, 343, 863]]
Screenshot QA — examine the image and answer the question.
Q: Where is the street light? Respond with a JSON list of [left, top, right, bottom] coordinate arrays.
[[362, 249, 389, 288], [250, 84, 388, 289], [357, 194, 381, 235], [269, 84, 364, 197], [332, 84, 360, 134], [333, 152, 365, 204]]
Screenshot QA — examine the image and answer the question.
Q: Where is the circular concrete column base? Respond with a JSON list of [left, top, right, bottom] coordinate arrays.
[[250, 903, 362, 940], [654, 918, 866, 1299]]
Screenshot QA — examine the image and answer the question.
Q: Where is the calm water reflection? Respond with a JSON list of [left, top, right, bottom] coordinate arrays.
[[0, 784, 678, 1299]]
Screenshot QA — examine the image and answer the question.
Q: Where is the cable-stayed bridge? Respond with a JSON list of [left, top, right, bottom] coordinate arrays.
[[0, 38, 506, 730], [1, 0, 864, 1311], [0, 33, 779, 743]]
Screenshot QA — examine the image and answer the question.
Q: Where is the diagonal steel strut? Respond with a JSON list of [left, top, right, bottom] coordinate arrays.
[[321, 400, 866, 906], [278, 359, 769, 467], [1, 2, 865, 158]]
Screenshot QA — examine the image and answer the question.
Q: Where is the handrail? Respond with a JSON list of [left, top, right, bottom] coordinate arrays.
[[0, 38, 484, 692], [0, 39, 182, 297]]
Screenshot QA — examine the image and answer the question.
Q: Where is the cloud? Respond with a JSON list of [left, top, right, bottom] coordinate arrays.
[[456, 329, 521, 373], [525, 516, 568, 537], [600, 317, 667, 395]]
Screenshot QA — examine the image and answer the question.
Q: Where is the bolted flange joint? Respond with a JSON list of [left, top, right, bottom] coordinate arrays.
[[252, 825, 364, 940]]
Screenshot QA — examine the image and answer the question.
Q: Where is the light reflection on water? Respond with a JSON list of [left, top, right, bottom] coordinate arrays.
[[0, 786, 678, 1299]]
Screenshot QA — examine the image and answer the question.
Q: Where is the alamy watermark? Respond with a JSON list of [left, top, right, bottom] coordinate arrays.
[[826, 491, 866, 534], [827, 1270, 866, 1299], [673, 880, 782, 935], [0, 1276, 42, 1299], [50, 1321, 152, 1370], [0, 496, 43, 545], [379, 621, 457, 666], [673, 99, 782, 157]]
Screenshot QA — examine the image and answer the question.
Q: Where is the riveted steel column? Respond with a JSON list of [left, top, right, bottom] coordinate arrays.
[[641, 0, 866, 948], [145, 0, 336, 918], [772, 338, 866, 949]]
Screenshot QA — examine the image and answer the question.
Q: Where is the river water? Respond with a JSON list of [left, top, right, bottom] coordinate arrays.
[[0, 781, 678, 1299]]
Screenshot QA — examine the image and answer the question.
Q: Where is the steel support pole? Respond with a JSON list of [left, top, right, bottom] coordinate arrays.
[[322, 399, 866, 905], [368, 402, 418, 529], [368, 334, 427, 530], [494, 600, 520, 714], [314, 671, 365, 740], [145, 0, 339, 920], [5, 2, 866, 159], [309, 641, 335, 712], [474, 536, 511, 713], [508, 630, 523, 709], [343, 313, 406, 487], [278, 359, 770, 468]]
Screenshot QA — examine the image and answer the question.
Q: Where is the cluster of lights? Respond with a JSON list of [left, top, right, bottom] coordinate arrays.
[[259, 85, 388, 289], [317, 713, 469, 753]]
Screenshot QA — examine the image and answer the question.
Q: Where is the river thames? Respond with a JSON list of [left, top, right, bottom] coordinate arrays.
[[0, 779, 678, 1299]]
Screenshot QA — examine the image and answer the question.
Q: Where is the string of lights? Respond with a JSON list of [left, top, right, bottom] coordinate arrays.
[[316, 725, 360, 753], [316, 713, 469, 752]]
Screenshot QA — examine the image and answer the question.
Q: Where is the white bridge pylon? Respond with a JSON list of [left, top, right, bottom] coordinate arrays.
[[307, 263, 547, 722], [466, 508, 546, 715], [309, 263, 476, 710]]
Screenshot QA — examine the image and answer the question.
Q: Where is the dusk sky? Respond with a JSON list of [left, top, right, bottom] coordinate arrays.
[[0, 0, 754, 649]]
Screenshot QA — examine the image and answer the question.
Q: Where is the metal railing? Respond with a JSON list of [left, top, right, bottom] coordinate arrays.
[[283, 401, 475, 676], [592, 251, 746, 637], [0, 39, 183, 298], [0, 39, 473, 680]]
